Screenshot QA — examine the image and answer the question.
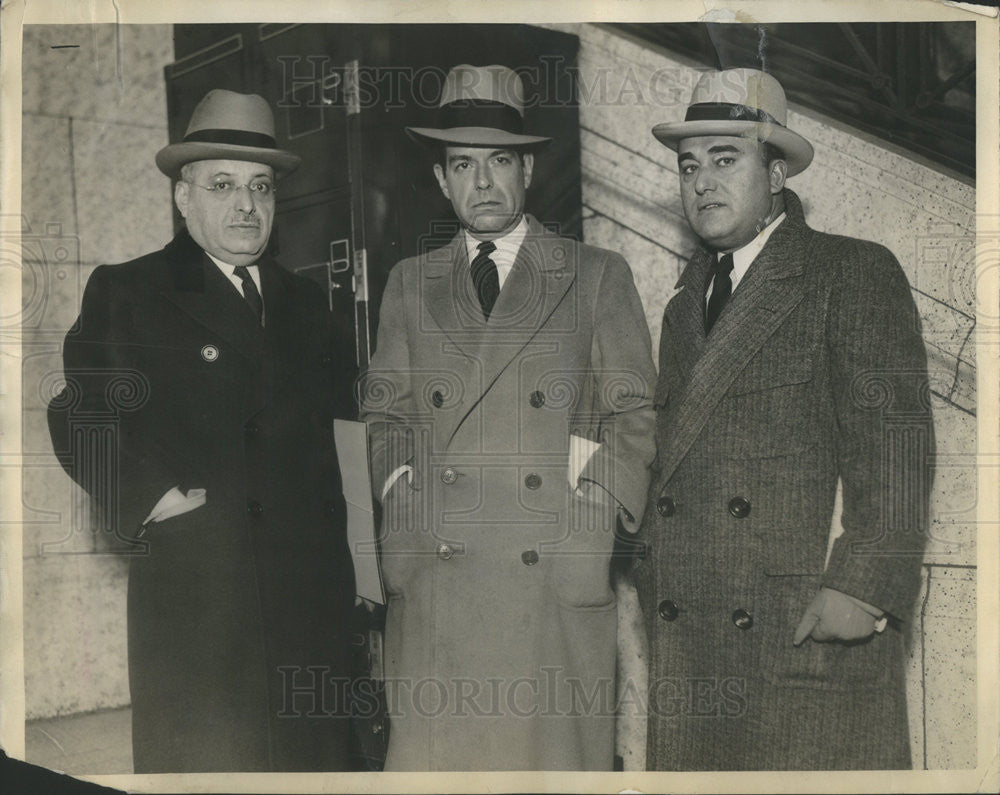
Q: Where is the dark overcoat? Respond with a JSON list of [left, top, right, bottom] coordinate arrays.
[[360, 216, 657, 770], [633, 190, 934, 770], [47, 229, 357, 773]]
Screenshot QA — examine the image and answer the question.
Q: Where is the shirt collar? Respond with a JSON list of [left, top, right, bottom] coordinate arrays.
[[205, 252, 258, 273], [723, 212, 786, 288], [463, 215, 529, 271]]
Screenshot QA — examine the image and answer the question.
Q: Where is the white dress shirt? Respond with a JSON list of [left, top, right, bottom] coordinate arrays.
[[706, 212, 786, 304], [462, 215, 529, 290], [207, 252, 263, 297]]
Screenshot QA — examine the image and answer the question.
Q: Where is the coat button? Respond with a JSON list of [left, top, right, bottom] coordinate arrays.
[[431, 390, 444, 408], [247, 501, 263, 516], [657, 600, 679, 621], [244, 422, 260, 435], [521, 550, 539, 566], [436, 543, 454, 561], [732, 608, 753, 629], [441, 467, 458, 485], [524, 473, 542, 490], [656, 496, 676, 517], [728, 496, 751, 518], [325, 500, 339, 515], [529, 390, 545, 408]]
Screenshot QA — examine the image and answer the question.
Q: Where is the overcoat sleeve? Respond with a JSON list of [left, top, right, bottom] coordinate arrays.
[[576, 251, 657, 528], [821, 240, 934, 620], [47, 265, 186, 537]]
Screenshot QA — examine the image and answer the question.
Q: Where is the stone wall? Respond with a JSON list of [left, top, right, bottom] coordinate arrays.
[[19, 24, 174, 719], [546, 23, 978, 769]]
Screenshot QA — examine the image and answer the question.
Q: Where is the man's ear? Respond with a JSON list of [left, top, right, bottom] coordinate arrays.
[[174, 179, 190, 219], [433, 163, 450, 201], [521, 152, 534, 191], [768, 158, 787, 195]]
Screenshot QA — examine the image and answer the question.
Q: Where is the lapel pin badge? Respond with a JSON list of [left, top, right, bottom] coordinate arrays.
[[201, 344, 220, 362]]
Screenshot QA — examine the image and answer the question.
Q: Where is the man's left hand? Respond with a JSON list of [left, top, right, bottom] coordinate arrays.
[[792, 587, 883, 645]]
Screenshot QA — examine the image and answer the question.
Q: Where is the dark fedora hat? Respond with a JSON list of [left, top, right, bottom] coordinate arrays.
[[406, 64, 551, 149], [155, 89, 301, 179], [652, 68, 814, 177]]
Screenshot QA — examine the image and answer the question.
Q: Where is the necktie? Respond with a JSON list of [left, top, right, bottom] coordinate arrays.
[[470, 240, 500, 320], [705, 253, 734, 333], [233, 265, 264, 325]]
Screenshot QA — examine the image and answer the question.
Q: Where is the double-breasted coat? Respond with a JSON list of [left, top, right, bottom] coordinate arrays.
[[633, 190, 934, 770], [48, 229, 357, 773], [360, 215, 657, 770]]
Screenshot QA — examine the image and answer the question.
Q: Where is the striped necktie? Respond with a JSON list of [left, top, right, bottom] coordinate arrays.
[[470, 240, 500, 320]]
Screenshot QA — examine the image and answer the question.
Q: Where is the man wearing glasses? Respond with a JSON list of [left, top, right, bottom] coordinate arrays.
[[47, 90, 357, 772]]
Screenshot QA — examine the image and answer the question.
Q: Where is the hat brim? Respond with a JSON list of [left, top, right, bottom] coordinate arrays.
[[406, 126, 552, 149], [155, 142, 302, 180], [651, 120, 814, 177]]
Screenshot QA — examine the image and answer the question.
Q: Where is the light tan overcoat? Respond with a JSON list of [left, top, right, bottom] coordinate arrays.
[[361, 215, 656, 770]]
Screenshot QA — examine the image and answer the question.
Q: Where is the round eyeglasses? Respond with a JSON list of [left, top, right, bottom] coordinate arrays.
[[184, 180, 276, 198]]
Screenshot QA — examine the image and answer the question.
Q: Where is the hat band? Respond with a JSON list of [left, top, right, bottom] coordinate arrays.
[[183, 128, 278, 148], [685, 102, 782, 127], [438, 100, 524, 135]]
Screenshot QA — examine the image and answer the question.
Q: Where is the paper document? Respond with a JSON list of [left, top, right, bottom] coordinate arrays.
[[334, 419, 385, 604]]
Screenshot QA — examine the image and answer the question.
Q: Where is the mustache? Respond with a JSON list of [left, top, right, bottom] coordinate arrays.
[[228, 215, 261, 227]]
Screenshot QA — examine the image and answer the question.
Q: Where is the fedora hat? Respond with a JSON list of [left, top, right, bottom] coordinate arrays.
[[652, 68, 813, 176], [406, 64, 551, 149], [155, 89, 301, 179]]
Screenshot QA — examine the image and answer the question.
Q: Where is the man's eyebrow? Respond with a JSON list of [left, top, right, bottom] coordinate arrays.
[[206, 170, 273, 180], [707, 144, 741, 155], [678, 143, 743, 164], [446, 154, 473, 164]]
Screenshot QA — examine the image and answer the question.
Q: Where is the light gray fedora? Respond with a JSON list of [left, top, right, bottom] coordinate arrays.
[[652, 68, 814, 176], [406, 64, 551, 149], [156, 89, 301, 179]]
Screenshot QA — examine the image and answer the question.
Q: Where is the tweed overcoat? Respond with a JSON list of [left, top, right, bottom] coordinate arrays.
[[633, 190, 933, 770], [360, 215, 657, 770], [47, 229, 357, 773]]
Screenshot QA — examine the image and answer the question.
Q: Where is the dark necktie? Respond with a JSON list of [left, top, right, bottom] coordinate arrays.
[[705, 253, 734, 333], [233, 265, 264, 325], [470, 240, 500, 320]]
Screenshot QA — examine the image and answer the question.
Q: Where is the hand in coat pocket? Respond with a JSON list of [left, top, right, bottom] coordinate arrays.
[[138, 486, 207, 537], [792, 587, 884, 645]]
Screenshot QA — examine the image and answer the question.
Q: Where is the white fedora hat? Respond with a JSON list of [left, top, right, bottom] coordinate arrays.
[[156, 89, 301, 179], [406, 64, 551, 149], [652, 68, 813, 176]]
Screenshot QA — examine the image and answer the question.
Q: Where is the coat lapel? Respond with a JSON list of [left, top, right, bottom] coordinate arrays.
[[654, 206, 810, 487], [657, 247, 712, 406], [486, 220, 573, 329], [259, 259, 303, 390], [424, 216, 577, 449], [160, 231, 264, 363], [421, 233, 479, 359]]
